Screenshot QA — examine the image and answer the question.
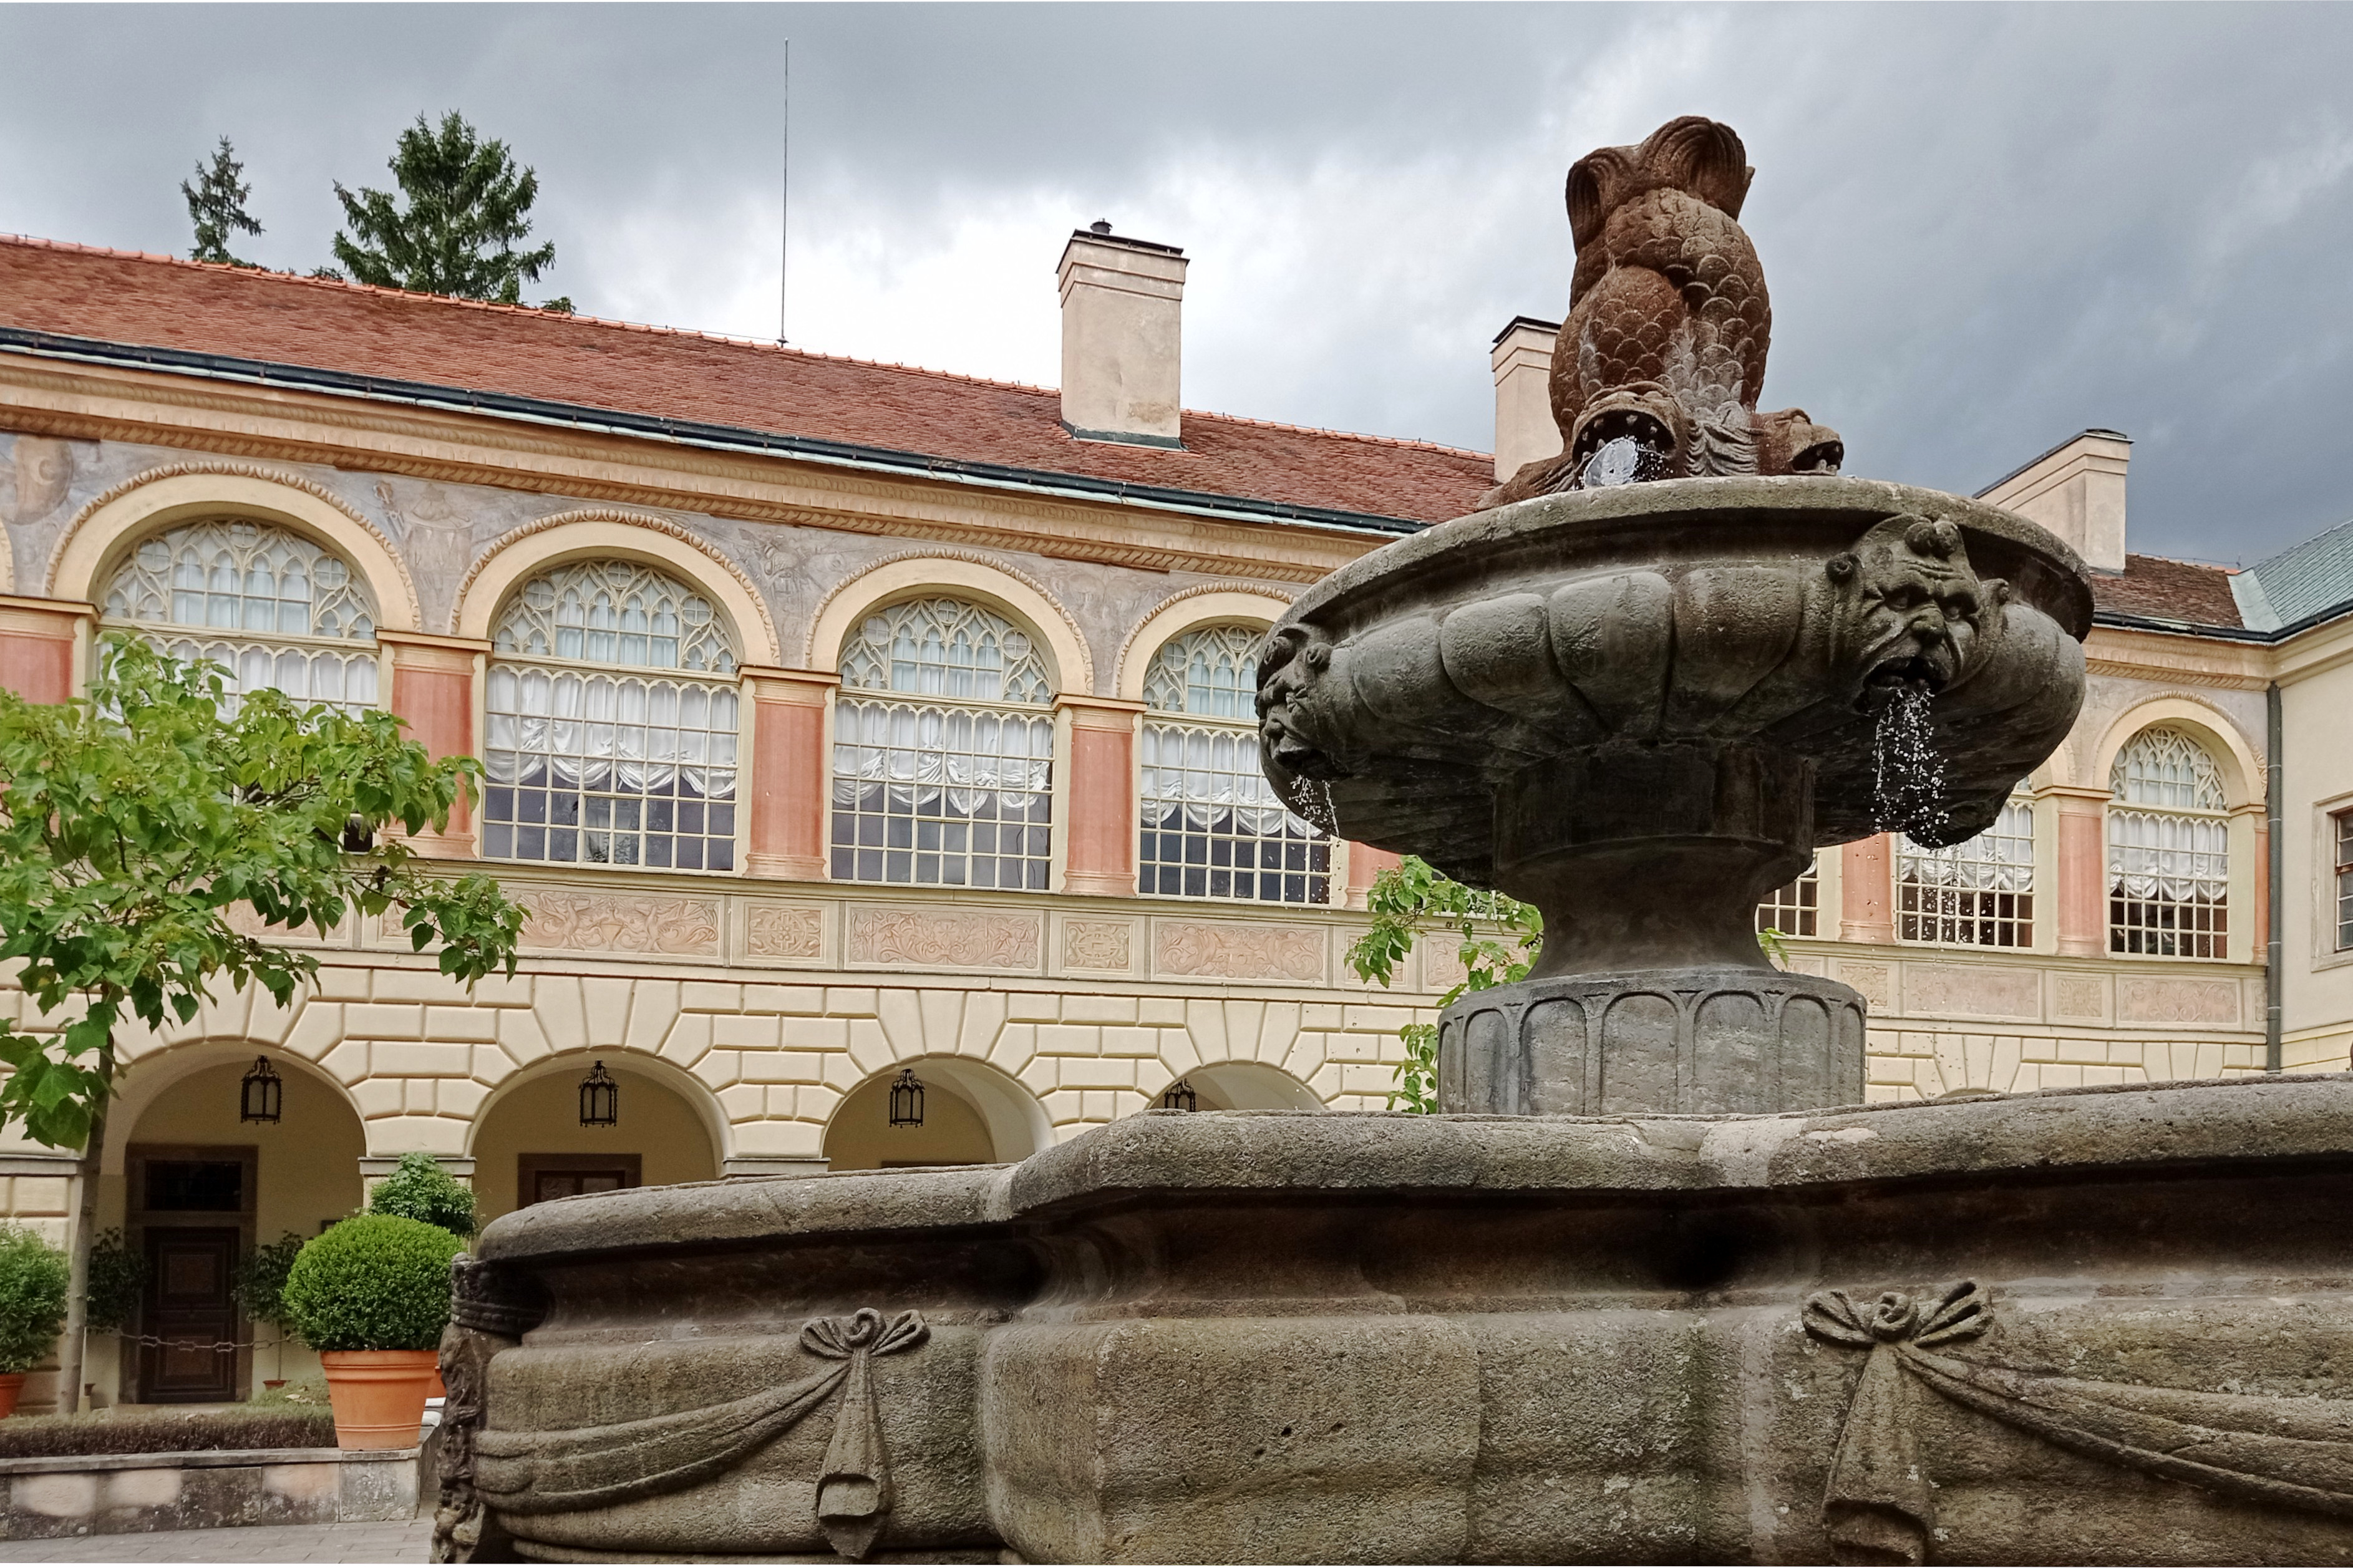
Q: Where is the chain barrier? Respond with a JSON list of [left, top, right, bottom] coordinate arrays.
[[110, 1332, 289, 1353]]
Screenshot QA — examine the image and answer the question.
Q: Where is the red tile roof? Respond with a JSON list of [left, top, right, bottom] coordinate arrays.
[[0, 235, 1495, 526], [2090, 553, 2243, 629]]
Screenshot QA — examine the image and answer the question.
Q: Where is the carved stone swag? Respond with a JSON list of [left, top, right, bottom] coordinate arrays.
[[433, 1274, 928, 1565], [1805, 1281, 2353, 1566]]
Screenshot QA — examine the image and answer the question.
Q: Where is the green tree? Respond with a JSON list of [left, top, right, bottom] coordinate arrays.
[[1344, 857, 1541, 1113], [0, 637, 526, 1412], [232, 1231, 308, 1382], [182, 137, 263, 268], [367, 1151, 477, 1237], [329, 112, 562, 306]]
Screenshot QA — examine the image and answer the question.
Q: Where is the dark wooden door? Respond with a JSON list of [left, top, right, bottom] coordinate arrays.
[[138, 1227, 240, 1403]]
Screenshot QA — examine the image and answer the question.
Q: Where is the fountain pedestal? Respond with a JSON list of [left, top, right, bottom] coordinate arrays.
[[1443, 738, 1866, 1114]]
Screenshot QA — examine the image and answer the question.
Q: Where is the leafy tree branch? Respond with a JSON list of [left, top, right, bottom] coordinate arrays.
[[1344, 856, 1541, 1113], [0, 637, 525, 1410]]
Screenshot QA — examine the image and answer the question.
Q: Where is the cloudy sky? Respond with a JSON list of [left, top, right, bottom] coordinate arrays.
[[2, 3, 2349, 562]]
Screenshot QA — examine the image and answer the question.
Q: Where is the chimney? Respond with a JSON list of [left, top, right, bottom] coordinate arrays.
[[1490, 316, 1563, 482], [1976, 429, 2130, 574], [1057, 221, 1188, 448]]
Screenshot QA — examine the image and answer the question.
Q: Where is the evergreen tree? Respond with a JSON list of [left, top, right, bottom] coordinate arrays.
[[330, 112, 562, 306], [182, 137, 262, 268]]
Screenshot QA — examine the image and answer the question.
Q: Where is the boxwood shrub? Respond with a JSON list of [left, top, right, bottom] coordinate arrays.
[[281, 1216, 463, 1353], [0, 1226, 70, 1375], [0, 1405, 336, 1457]]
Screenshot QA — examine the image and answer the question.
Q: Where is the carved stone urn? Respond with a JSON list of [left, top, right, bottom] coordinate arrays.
[[1258, 475, 2091, 1115]]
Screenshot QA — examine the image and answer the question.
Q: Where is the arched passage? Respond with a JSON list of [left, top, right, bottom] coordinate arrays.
[[101, 1043, 367, 1403], [467, 1051, 724, 1228], [823, 1057, 1049, 1170], [1185, 1061, 1326, 1111]]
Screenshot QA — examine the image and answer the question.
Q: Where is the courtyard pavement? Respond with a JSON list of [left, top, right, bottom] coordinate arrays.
[[0, 1519, 431, 1562]]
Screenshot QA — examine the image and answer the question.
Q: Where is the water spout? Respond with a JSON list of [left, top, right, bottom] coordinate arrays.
[[1871, 681, 1949, 837]]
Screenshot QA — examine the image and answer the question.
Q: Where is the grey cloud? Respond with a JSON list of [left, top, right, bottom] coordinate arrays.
[[2, 4, 2351, 561]]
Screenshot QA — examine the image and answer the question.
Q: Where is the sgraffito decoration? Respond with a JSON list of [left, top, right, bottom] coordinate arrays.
[[470, 1308, 929, 1561], [1804, 1281, 2353, 1566]]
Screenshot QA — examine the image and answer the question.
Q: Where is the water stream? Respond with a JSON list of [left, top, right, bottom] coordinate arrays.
[[1871, 681, 1950, 837]]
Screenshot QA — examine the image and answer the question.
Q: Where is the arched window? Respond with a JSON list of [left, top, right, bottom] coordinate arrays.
[[1899, 798, 2035, 947], [483, 561, 740, 871], [2108, 727, 2228, 957], [1138, 624, 1329, 903], [832, 598, 1055, 889], [100, 517, 379, 710]]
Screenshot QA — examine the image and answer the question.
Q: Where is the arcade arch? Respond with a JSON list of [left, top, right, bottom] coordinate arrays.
[[467, 1051, 725, 1228], [822, 1057, 1049, 1170]]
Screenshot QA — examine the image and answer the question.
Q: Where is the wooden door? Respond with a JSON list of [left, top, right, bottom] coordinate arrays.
[[517, 1153, 642, 1209], [138, 1227, 240, 1403]]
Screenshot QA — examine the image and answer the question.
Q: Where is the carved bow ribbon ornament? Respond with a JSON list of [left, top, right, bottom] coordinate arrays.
[[1805, 1281, 2353, 1566], [473, 1308, 928, 1561]]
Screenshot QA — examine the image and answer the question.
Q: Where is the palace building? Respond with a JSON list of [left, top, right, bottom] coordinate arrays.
[[2, 230, 2350, 1411]]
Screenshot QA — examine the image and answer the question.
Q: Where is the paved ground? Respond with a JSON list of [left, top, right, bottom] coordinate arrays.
[[0, 1519, 431, 1562]]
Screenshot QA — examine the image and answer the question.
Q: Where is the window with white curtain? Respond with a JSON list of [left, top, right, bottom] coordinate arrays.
[[2108, 727, 2229, 957], [1899, 798, 2035, 947], [830, 598, 1054, 889], [100, 518, 380, 711], [483, 560, 740, 871], [1138, 624, 1329, 904]]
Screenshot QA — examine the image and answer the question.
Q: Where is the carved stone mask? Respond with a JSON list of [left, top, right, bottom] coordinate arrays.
[[1828, 514, 1987, 699]]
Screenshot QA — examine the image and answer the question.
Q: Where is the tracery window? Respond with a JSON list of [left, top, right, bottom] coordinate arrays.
[[1138, 624, 1329, 904], [483, 561, 740, 871], [2108, 727, 2229, 958], [1756, 856, 1818, 937], [100, 518, 379, 711], [1899, 798, 2035, 947], [2334, 809, 2353, 953], [831, 598, 1054, 889]]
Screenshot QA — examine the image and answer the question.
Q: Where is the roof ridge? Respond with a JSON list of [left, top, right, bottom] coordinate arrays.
[[0, 230, 1492, 462], [2125, 550, 2239, 573]]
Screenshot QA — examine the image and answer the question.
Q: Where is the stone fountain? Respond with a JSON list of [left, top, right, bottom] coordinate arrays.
[[441, 119, 2353, 1566]]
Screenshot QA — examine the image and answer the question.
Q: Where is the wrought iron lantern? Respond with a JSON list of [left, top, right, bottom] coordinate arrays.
[[239, 1056, 283, 1124], [888, 1068, 926, 1128], [578, 1060, 619, 1127], [1159, 1079, 1198, 1112]]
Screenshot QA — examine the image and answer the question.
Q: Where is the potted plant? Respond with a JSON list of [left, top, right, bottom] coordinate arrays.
[[231, 1232, 306, 1388], [280, 1214, 463, 1449], [365, 1153, 474, 1395], [0, 1227, 69, 1417]]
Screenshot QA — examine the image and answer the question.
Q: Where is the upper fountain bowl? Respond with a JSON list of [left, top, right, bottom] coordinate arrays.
[[1256, 475, 2093, 888]]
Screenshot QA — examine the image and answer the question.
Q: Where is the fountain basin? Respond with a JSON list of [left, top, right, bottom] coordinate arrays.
[[1254, 476, 2092, 1116], [445, 1077, 2353, 1565]]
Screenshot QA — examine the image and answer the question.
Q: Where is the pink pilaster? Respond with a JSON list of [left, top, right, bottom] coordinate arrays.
[[1840, 833, 1895, 943], [1344, 844, 1402, 910], [2049, 788, 2109, 957], [381, 632, 490, 858], [740, 667, 838, 880], [1059, 695, 1145, 897], [0, 596, 93, 705]]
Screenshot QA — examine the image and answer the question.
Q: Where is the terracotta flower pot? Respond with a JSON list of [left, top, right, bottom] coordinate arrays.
[[429, 1368, 447, 1399], [0, 1373, 24, 1419], [319, 1350, 439, 1449]]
